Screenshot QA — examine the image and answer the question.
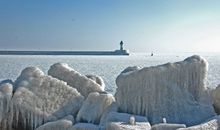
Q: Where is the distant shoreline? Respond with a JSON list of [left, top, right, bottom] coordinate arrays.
[[0, 50, 129, 56]]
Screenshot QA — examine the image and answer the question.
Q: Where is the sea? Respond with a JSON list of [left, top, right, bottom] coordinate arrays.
[[0, 52, 220, 94]]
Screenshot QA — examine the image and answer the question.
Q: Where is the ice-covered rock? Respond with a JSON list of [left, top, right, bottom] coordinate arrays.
[[151, 123, 186, 130], [35, 119, 73, 130], [178, 115, 220, 130], [48, 63, 104, 97], [99, 111, 150, 129], [212, 85, 220, 114], [106, 122, 151, 130], [86, 74, 105, 89], [72, 123, 99, 130], [115, 55, 216, 126], [76, 92, 115, 124], [0, 81, 13, 129], [11, 67, 84, 130]]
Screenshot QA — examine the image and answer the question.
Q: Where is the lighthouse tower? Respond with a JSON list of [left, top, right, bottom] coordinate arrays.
[[120, 41, 124, 51]]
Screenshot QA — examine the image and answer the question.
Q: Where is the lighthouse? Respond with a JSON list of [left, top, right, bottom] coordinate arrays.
[[120, 41, 124, 51]]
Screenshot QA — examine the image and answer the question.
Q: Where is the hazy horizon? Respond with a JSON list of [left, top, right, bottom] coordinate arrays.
[[1, 0, 220, 53]]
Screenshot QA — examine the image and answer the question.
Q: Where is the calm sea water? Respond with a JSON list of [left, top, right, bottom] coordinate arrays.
[[0, 53, 220, 94]]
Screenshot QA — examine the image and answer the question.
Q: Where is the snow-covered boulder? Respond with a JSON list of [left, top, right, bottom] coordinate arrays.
[[11, 67, 84, 130], [35, 119, 73, 130], [99, 111, 150, 129], [72, 123, 99, 130], [151, 123, 186, 130], [212, 85, 220, 114], [0, 81, 13, 129], [106, 122, 151, 130], [86, 74, 105, 89], [48, 63, 104, 97], [178, 115, 220, 130], [76, 92, 115, 124], [115, 55, 216, 126]]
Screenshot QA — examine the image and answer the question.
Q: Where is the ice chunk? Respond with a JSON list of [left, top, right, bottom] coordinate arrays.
[[99, 111, 150, 129], [11, 67, 84, 130], [115, 55, 216, 126], [35, 119, 73, 130], [48, 63, 104, 97], [212, 85, 220, 114], [86, 74, 105, 89], [106, 122, 151, 130], [76, 92, 115, 124], [72, 123, 99, 130], [151, 123, 186, 130], [178, 115, 220, 130]]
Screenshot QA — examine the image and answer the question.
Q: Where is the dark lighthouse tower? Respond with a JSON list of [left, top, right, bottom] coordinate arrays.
[[120, 41, 124, 51]]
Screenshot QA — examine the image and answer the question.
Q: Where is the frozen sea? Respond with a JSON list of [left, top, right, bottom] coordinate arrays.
[[0, 52, 220, 94]]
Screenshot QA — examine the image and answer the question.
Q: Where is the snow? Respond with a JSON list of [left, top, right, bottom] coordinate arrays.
[[99, 111, 151, 129], [178, 115, 220, 130], [11, 67, 84, 130], [48, 63, 104, 97], [212, 85, 220, 114], [76, 92, 115, 124], [115, 55, 216, 126], [151, 123, 186, 130]]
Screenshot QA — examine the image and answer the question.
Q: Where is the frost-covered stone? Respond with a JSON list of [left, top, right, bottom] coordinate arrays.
[[151, 123, 186, 130], [0, 81, 13, 129], [106, 122, 151, 130], [72, 123, 99, 130], [115, 55, 216, 126], [212, 85, 220, 114], [99, 111, 150, 129], [11, 67, 84, 130], [86, 74, 105, 89], [35, 119, 73, 130], [178, 116, 220, 130], [76, 92, 115, 124], [48, 63, 104, 97]]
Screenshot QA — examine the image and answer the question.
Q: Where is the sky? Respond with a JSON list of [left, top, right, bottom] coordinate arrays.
[[0, 0, 220, 52]]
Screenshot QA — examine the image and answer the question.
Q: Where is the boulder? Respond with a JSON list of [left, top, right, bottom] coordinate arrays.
[[0, 81, 13, 129], [48, 63, 104, 97], [35, 119, 73, 130], [106, 122, 151, 130], [151, 123, 186, 130], [11, 67, 84, 130], [115, 55, 216, 126], [99, 111, 150, 129], [72, 123, 99, 130], [212, 85, 220, 114], [178, 115, 220, 130], [76, 92, 115, 124], [86, 74, 105, 89]]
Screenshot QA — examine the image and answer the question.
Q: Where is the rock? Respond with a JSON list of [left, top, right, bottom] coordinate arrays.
[[11, 67, 84, 130], [72, 123, 99, 130], [35, 119, 73, 130], [99, 111, 150, 129], [86, 74, 105, 89], [178, 115, 220, 130], [106, 122, 151, 130], [48, 63, 104, 97], [76, 92, 115, 124], [212, 85, 220, 114], [0, 81, 13, 129], [151, 123, 186, 130], [115, 55, 216, 126]]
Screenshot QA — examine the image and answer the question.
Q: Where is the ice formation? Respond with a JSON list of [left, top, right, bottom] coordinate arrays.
[[151, 123, 186, 130], [212, 85, 220, 114], [0, 81, 13, 129], [48, 63, 104, 97], [11, 67, 84, 130], [35, 119, 73, 130], [178, 115, 220, 130], [115, 55, 216, 126], [76, 92, 115, 124], [106, 122, 151, 130], [86, 74, 105, 89], [72, 123, 99, 130]]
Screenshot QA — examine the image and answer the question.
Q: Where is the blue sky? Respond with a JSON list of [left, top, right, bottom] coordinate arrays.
[[0, 0, 220, 52]]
